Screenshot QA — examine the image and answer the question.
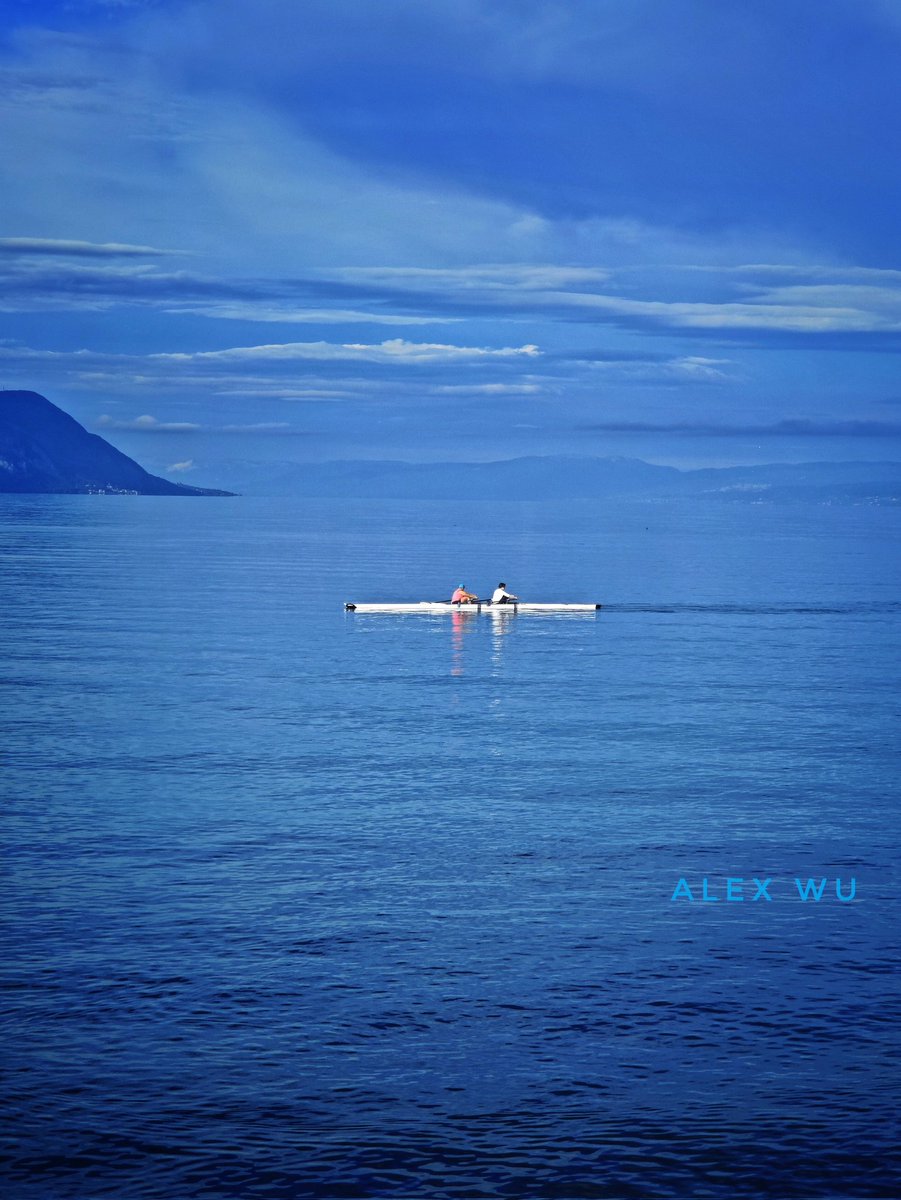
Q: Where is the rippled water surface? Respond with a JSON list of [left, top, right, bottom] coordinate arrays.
[[2, 496, 900, 1199]]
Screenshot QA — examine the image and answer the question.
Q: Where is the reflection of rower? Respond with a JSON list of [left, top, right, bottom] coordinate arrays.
[[490, 582, 519, 605], [451, 584, 479, 605], [489, 604, 514, 671], [451, 607, 476, 677]]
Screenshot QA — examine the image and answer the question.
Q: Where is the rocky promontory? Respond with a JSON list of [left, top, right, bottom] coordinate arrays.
[[0, 392, 233, 495]]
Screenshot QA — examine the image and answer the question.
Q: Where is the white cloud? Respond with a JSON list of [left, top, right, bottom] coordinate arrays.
[[669, 356, 735, 380], [327, 264, 901, 334], [97, 413, 201, 431], [213, 388, 356, 399], [221, 422, 292, 432], [747, 283, 901, 316], [712, 263, 901, 284], [582, 354, 737, 383], [0, 249, 459, 322], [0, 237, 174, 257], [0, 338, 547, 409], [430, 382, 543, 395], [174, 303, 458, 326], [99, 416, 296, 435], [9, 250, 893, 338], [166, 459, 194, 472], [157, 338, 541, 364], [337, 265, 613, 290]]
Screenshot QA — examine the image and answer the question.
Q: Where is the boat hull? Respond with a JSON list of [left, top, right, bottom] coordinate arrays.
[[344, 601, 601, 613]]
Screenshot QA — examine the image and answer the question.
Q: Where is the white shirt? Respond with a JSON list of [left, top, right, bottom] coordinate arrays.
[[491, 587, 517, 604]]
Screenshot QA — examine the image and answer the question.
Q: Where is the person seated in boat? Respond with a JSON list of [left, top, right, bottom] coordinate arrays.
[[491, 582, 519, 605], [450, 585, 479, 604]]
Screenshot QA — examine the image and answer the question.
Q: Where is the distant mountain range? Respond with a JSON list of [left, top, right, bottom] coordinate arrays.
[[0, 392, 233, 495], [2, 391, 899, 503], [197, 454, 901, 504]]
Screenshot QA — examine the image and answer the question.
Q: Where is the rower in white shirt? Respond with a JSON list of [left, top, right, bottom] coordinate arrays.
[[490, 582, 519, 605]]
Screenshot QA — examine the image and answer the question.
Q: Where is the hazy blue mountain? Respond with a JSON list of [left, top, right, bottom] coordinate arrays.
[[0, 392, 233, 495], [199, 455, 901, 503], [675, 461, 901, 504], [5, 391, 899, 502]]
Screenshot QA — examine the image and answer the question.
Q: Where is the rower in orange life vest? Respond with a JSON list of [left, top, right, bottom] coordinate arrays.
[[450, 584, 478, 604]]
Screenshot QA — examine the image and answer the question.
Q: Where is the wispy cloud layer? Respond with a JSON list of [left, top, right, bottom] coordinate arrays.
[[158, 339, 540, 364], [3, 241, 901, 345], [0, 238, 176, 257], [98, 414, 296, 434], [97, 413, 200, 431], [0, 338, 546, 400], [322, 266, 901, 338], [2, 0, 899, 463]]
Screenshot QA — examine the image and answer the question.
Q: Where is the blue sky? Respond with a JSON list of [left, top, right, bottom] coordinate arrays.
[[2, 0, 901, 478]]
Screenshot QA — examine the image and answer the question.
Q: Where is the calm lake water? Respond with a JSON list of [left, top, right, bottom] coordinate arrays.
[[2, 495, 900, 1199]]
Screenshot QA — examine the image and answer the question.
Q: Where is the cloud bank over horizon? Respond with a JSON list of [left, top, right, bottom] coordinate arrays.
[[2, 0, 900, 469]]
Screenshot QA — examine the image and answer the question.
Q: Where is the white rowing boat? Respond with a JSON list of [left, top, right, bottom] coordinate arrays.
[[344, 601, 601, 613]]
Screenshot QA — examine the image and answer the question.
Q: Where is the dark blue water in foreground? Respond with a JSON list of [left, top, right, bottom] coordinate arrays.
[[2, 496, 900, 1199]]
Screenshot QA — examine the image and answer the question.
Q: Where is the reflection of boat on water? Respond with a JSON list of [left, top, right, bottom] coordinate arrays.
[[451, 607, 478, 636], [489, 604, 515, 666], [344, 601, 601, 613], [490, 605, 517, 624], [450, 606, 477, 676]]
